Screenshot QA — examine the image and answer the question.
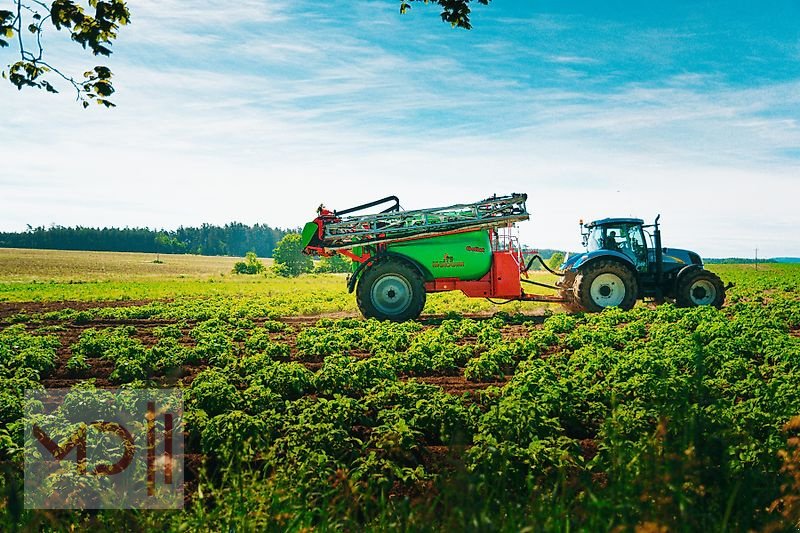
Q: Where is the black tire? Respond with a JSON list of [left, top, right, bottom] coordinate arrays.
[[675, 269, 725, 309], [573, 259, 639, 313], [356, 259, 426, 321]]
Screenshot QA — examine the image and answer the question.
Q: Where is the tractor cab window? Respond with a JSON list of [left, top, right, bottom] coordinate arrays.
[[587, 226, 624, 253]]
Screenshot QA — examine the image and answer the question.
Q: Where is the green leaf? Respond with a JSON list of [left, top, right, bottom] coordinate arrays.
[[94, 66, 112, 79]]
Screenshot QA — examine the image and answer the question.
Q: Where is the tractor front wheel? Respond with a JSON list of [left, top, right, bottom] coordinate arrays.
[[572, 260, 639, 312], [675, 269, 725, 308], [356, 259, 426, 321]]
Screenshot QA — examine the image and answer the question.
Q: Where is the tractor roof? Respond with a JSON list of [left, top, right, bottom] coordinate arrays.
[[587, 217, 644, 227]]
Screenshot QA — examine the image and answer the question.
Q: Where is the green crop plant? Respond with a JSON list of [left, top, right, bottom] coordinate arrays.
[[0, 324, 60, 376], [189, 369, 242, 416]]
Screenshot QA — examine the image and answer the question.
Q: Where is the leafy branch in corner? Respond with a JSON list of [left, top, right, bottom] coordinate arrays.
[[0, 0, 129, 107], [400, 0, 490, 30]]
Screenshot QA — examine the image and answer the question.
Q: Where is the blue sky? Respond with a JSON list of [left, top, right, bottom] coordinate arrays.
[[1, 0, 799, 256]]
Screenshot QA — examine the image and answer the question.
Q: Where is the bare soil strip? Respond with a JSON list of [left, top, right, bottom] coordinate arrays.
[[5, 299, 547, 394], [0, 300, 155, 320]]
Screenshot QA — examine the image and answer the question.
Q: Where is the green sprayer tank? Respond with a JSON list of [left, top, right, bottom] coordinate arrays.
[[384, 230, 492, 281]]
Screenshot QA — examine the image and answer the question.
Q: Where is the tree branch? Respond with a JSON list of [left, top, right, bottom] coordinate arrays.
[[16, 0, 24, 60], [401, 0, 490, 30], [2, 0, 129, 107]]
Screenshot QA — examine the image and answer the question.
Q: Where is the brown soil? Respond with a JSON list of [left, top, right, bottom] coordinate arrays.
[[0, 299, 155, 320], [579, 438, 599, 462], [413, 374, 506, 394]]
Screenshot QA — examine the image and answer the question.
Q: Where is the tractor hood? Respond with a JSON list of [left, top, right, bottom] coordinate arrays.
[[661, 248, 703, 268], [560, 247, 703, 273]]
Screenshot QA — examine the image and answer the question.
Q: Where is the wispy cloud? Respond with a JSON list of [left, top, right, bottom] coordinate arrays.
[[546, 55, 599, 65]]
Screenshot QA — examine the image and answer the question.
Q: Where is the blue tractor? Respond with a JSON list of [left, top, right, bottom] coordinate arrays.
[[557, 215, 726, 312]]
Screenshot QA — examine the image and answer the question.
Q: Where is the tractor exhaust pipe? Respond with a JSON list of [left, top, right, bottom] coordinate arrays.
[[654, 214, 663, 300]]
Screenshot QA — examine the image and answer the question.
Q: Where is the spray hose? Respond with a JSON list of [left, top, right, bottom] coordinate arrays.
[[523, 255, 566, 276]]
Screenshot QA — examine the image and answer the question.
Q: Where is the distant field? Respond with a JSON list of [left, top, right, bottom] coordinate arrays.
[[0, 248, 560, 314], [0, 248, 252, 281], [0, 248, 344, 303], [0, 247, 794, 313]]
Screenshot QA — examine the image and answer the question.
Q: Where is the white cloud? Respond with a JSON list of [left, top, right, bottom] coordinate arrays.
[[546, 55, 599, 65], [131, 0, 289, 25]]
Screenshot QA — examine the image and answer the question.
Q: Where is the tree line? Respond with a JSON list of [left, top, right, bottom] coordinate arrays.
[[0, 223, 292, 257], [704, 258, 777, 264]]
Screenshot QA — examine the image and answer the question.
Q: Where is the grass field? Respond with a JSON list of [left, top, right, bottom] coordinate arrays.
[[0, 248, 250, 281], [0, 248, 560, 315], [1, 249, 799, 531]]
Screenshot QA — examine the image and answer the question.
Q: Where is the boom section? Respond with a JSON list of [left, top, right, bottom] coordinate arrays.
[[317, 193, 529, 251]]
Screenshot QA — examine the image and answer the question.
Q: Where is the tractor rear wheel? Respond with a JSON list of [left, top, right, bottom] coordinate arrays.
[[573, 260, 638, 312], [356, 259, 426, 321], [675, 269, 725, 308]]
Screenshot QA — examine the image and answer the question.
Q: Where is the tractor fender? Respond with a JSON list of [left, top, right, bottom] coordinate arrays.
[[347, 259, 373, 294], [569, 250, 638, 275], [569, 253, 640, 295], [347, 252, 428, 294]]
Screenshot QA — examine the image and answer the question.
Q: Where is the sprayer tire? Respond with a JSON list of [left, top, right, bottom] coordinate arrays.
[[356, 259, 426, 321]]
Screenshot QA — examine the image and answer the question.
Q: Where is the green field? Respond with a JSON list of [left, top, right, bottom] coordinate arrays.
[[0, 247, 559, 315], [1, 249, 799, 531]]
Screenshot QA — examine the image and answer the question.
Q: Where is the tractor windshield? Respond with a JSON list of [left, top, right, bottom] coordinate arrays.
[[587, 223, 648, 270], [587, 225, 618, 253]]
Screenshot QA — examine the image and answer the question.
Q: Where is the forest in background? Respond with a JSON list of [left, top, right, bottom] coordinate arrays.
[[0, 224, 291, 257]]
